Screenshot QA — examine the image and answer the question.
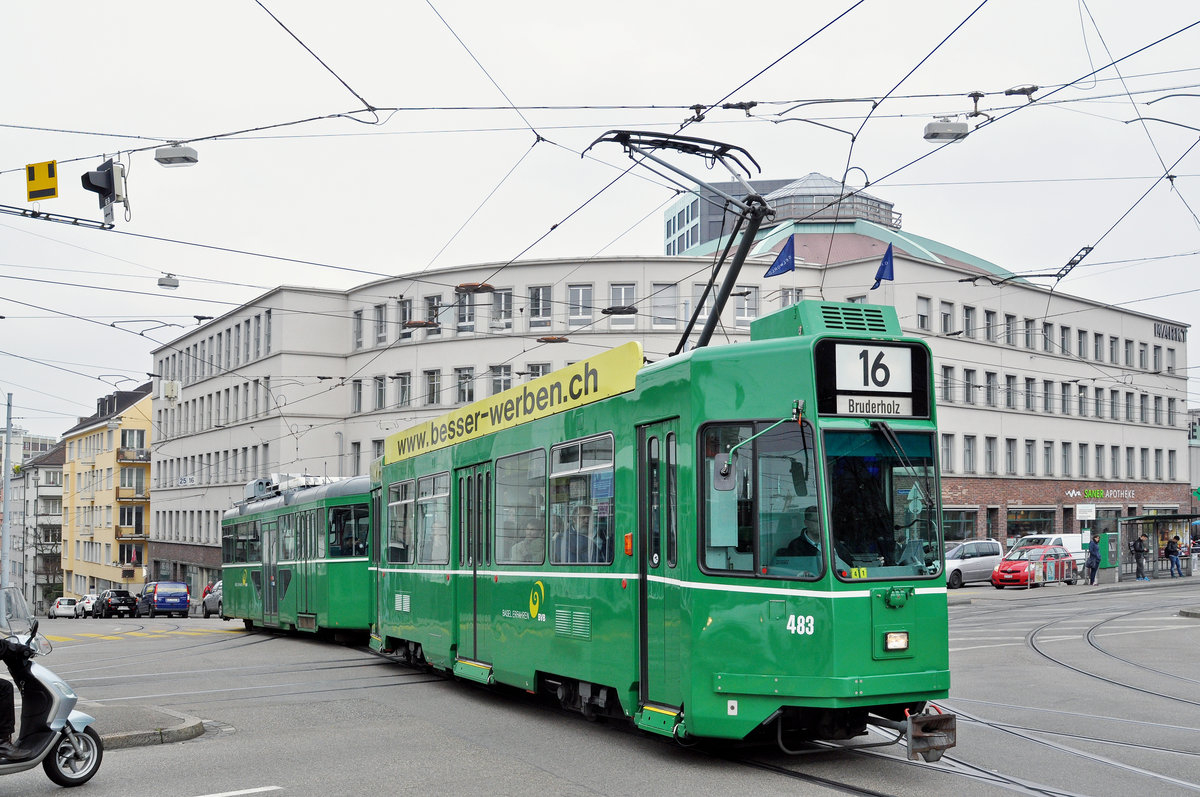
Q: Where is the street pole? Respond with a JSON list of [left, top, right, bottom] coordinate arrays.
[[2, 393, 12, 588]]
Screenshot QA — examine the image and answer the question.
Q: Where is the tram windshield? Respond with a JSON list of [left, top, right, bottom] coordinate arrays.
[[702, 421, 822, 579], [824, 429, 941, 581]]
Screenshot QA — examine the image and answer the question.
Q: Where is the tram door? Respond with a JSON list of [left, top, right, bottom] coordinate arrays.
[[637, 420, 681, 709], [262, 520, 279, 626], [455, 463, 494, 664]]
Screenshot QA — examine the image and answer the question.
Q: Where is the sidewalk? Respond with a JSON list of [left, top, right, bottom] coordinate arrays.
[[83, 703, 205, 750], [948, 570, 1200, 607]]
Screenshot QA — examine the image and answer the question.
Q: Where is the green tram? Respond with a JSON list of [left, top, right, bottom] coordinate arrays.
[[221, 475, 373, 634], [369, 300, 956, 757]]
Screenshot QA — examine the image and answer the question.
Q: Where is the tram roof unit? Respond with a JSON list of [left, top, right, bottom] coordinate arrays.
[[228, 473, 371, 517]]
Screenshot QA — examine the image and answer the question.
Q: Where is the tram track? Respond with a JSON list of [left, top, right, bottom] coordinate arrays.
[[933, 704, 1200, 793], [1026, 605, 1200, 708]]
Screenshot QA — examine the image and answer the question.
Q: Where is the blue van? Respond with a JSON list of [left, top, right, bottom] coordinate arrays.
[[135, 581, 190, 618]]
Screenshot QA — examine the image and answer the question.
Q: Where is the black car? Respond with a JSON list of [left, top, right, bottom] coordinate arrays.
[[95, 589, 136, 618]]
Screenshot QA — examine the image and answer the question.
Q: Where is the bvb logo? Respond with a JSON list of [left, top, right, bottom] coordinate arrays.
[[529, 580, 544, 620]]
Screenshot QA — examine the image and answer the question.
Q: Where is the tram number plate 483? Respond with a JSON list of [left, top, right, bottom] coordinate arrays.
[[786, 615, 815, 635]]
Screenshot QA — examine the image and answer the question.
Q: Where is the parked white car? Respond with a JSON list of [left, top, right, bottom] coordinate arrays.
[[48, 597, 77, 618], [75, 594, 99, 617]]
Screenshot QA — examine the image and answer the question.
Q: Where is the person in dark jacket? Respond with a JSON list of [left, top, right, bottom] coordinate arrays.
[[1085, 533, 1101, 585], [1133, 533, 1150, 581], [1165, 535, 1183, 578]]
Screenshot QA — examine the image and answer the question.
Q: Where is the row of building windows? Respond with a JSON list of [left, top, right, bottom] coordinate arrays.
[[61, 504, 144, 533], [152, 510, 223, 546], [156, 380, 272, 440], [156, 444, 271, 490], [939, 434, 1179, 481], [158, 310, 272, 387], [916, 297, 1178, 372], [350, 283, 804, 351], [66, 429, 146, 462], [939, 367, 1179, 425], [664, 199, 701, 256]]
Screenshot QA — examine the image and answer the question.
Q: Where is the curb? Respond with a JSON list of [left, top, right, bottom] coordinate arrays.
[[1180, 607, 1200, 619], [101, 707, 206, 750]]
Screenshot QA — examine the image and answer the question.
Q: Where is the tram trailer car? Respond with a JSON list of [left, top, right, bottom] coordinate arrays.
[[371, 300, 955, 759], [222, 475, 373, 636]]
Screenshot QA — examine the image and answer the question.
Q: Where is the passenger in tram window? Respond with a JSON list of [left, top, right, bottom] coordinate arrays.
[[561, 505, 593, 563], [511, 521, 544, 563]]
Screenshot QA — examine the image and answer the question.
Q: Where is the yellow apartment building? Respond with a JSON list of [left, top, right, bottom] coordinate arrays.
[[61, 384, 152, 601]]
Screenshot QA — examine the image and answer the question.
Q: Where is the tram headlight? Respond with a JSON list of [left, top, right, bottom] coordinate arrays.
[[884, 631, 909, 651]]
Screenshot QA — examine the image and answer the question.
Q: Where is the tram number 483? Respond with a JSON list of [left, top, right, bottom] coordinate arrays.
[[786, 615, 815, 635]]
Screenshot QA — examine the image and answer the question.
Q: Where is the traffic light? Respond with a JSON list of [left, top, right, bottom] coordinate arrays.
[[80, 159, 126, 208]]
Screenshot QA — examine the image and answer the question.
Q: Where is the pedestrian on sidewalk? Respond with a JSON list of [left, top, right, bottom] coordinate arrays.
[[1086, 533, 1101, 585], [1133, 533, 1150, 581], [1165, 535, 1183, 578]]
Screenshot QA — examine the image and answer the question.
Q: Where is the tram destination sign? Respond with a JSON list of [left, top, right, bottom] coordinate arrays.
[[814, 339, 930, 419]]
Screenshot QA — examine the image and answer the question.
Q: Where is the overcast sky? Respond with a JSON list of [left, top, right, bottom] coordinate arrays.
[[2, 1, 1199, 439]]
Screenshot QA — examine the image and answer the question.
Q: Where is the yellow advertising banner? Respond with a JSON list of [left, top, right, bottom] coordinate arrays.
[[384, 341, 643, 464]]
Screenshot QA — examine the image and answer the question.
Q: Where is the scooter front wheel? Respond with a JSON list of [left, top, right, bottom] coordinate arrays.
[[43, 725, 103, 787]]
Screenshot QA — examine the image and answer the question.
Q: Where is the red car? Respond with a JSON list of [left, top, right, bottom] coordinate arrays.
[[991, 545, 1078, 588]]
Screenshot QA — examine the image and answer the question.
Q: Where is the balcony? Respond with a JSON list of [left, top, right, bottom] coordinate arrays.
[[117, 486, 148, 501], [117, 448, 151, 463], [115, 524, 146, 540]]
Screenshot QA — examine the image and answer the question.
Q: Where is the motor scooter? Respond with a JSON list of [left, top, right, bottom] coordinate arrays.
[[0, 586, 103, 787]]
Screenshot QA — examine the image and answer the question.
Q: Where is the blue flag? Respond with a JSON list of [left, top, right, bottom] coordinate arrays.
[[871, 243, 894, 289], [764, 235, 795, 278]]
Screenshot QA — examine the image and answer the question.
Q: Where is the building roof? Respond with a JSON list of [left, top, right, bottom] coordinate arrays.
[[25, 441, 65, 468], [61, 382, 152, 438]]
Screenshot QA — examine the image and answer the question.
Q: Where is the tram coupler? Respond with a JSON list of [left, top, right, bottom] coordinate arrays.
[[871, 709, 956, 762]]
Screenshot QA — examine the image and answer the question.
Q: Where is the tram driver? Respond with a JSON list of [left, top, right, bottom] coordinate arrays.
[[783, 506, 821, 556]]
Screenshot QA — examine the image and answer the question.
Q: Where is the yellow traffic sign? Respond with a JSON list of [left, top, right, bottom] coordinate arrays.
[[26, 160, 58, 201]]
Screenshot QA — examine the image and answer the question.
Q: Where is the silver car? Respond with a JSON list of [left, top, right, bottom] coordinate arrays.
[[201, 580, 224, 619], [944, 538, 1004, 588]]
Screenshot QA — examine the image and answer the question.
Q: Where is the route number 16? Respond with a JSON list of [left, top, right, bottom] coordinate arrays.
[[858, 349, 890, 388]]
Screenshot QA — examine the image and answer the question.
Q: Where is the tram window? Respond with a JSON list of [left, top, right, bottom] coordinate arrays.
[[329, 504, 369, 557], [459, 476, 471, 567], [549, 435, 614, 565], [495, 450, 545, 564], [417, 473, 450, 564], [701, 422, 820, 579], [281, 514, 296, 560], [666, 433, 678, 568], [244, 521, 262, 563], [825, 430, 940, 581], [309, 510, 322, 559], [387, 481, 415, 564], [222, 525, 236, 564], [647, 436, 661, 565]]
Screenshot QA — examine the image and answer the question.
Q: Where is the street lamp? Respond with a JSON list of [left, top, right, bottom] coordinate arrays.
[[154, 143, 199, 167]]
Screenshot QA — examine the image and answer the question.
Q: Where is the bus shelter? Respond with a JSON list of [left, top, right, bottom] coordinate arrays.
[[1115, 514, 1197, 582]]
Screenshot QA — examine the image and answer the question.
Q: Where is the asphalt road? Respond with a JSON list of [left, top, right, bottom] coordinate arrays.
[[4, 579, 1198, 796]]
